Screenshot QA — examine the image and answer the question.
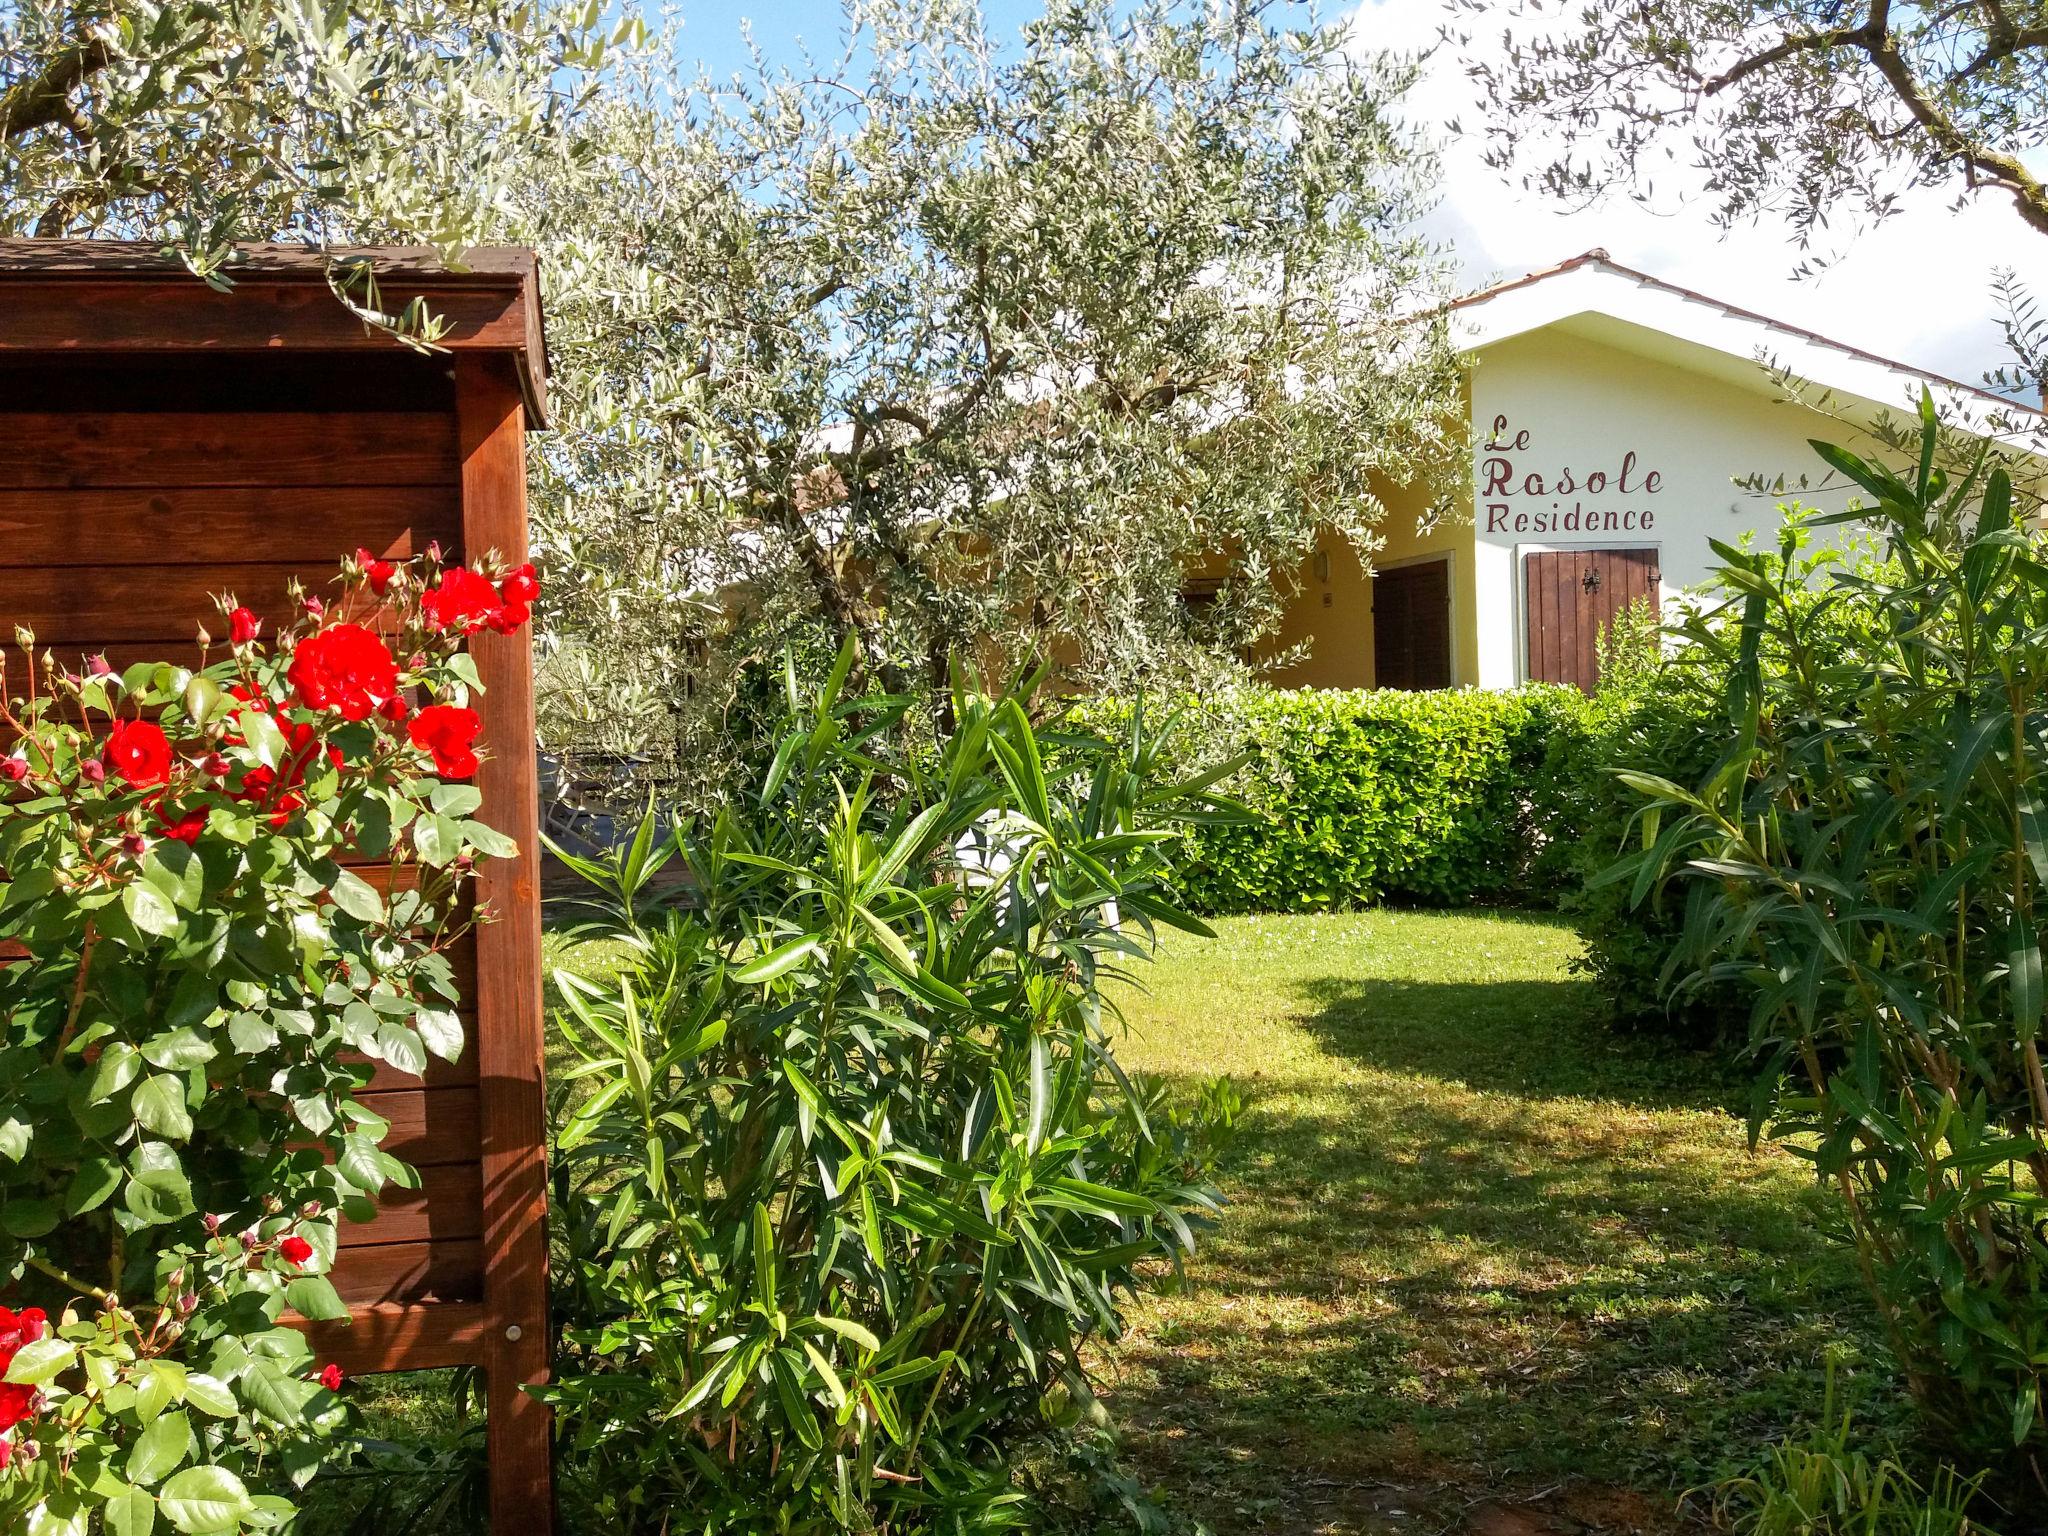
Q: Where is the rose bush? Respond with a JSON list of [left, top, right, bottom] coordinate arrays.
[[0, 549, 535, 1533]]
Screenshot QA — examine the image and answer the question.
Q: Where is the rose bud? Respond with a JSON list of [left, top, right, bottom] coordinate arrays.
[[202, 1212, 222, 1236], [228, 607, 263, 646], [239, 1228, 260, 1253], [0, 756, 27, 783], [120, 832, 147, 858], [177, 1291, 198, 1317], [78, 760, 105, 785], [88, 654, 113, 676], [300, 1201, 323, 1219], [303, 596, 325, 620], [262, 1195, 283, 1215], [202, 753, 231, 777], [317, 1363, 345, 1392]]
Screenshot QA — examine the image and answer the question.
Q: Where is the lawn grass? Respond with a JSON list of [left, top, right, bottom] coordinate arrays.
[[1093, 908, 1907, 1535]]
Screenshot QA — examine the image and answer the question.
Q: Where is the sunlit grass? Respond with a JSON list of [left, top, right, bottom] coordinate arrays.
[[1094, 909, 1904, 1535]]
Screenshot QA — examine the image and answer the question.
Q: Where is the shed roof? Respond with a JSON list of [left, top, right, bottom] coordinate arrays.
[[0, 240, 551, 426]]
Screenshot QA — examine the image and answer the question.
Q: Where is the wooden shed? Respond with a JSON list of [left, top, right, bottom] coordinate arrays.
[[0, 241, 554, 1528]]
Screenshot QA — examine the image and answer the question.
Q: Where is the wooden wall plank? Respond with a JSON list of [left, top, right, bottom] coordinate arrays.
[[338, 1164, 483, 1248], [0, 279, 531, 356], [328, 1238, 484, 1307], [0, 487, 459, 567], [0, 563, 406, 646], [299, 1301, 493, 1379], [457, 354, 554, 1529], [369, 1087, 481, 1168], [0, 413, 457, 488]]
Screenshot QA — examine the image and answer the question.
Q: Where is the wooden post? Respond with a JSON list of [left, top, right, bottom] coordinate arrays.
[[456, 355, 554, 1530]]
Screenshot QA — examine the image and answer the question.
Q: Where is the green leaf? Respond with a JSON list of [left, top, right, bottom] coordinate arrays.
[[158, 1466, 255, 1535], [141, 1027, 216, 1071], [141, 843, 206, 912], [4, 1336, 75, 1385], [462, 819, 520, 860], [182, 1374, 239, 1419], [810, 1315, 880, 1354], [132, 1076, 194, 1141], [329, 868, 384, 924], [752, 1202, 778, 1312], [430, 783, 483, 817], [66, 1154, 122, 1215], [237, 1360, 318, 1427], [414, 813, 460, 866], [122, 879, 181, 938], [285, 1276, 350, 1322], [125, 1145, 196, 1225], [734, 935, 820, 984], [375, 1021, 428, 1077], [241, 710, 290, 771], [105, 1486, 157, 1536], [2, 1198, 59, 1239], [87, 1042, 145, 1104], [128, 1409, 193, 1486], [413, 1007, 464, 1063]]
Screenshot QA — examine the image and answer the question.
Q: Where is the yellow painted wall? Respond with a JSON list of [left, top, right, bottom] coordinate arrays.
[[1255, 479, 1478, 691]]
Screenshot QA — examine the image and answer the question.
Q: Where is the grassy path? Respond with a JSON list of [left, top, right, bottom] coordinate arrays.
[[1097, 910, 1902, 1536]]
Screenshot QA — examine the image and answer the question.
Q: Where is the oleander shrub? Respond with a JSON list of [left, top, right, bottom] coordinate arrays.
[[0, 550, 536, 1533], [1700, 1356, 1998, 1536], [1090, 684, 1585, 915], [1544, 604, 1746, 1041], [1615, 402, 2048, 1476], [540, 659, 1241, 1534]]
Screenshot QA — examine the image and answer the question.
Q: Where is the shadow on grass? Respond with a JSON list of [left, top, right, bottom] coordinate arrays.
[[1290, 970, 1748, 1115], [1099, 932, 1901, 1534]]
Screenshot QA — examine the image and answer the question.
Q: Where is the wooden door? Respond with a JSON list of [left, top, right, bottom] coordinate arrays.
[[1372, 558, 1452, 691], [1523, 547, 1660, 691]]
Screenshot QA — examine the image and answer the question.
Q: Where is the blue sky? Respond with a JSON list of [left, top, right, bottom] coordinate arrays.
[[676, 1, 1045, 79]]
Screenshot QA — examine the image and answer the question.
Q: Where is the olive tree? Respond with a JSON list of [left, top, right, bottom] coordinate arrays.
[[523, 0, 1464, 789], [1, 0, 625, 337], [1450, 1, 2048, 250]]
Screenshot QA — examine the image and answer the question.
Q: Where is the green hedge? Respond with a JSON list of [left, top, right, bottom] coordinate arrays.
[[1098, 685, 1588, 914]]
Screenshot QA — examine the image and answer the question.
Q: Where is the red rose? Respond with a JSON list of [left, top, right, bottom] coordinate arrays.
[[278, 1235, 314, 1268], [409, 705, 482, 779], [486, 599, 530, 636], [228, 607, 263, 646], [0, 756, 25, 783], [500, 563, 541, 606], [289, 623, 398, 721], [155, 803, 208, 845], [317, 1363, 344, 1391], [104, 720, 173, 788], [356, 547, 398, 596], [0, 1307, 46, 1432], [421, 567, 504, 636], [379, 694, 411, 724]]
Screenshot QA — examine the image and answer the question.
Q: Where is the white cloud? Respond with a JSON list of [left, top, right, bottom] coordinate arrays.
[[1350, 0, 2043, 390]]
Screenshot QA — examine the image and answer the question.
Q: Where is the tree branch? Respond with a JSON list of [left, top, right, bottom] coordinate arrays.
[[0, 36, 111, 142]]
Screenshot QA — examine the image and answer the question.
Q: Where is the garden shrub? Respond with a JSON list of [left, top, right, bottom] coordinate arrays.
[[1616, 400, 2048, 1476], [0, 551, 535, 1533], [540, 658, 1241, 1533], [1092, 684, 1586, 915], [1543, 604, 1750, 1042]]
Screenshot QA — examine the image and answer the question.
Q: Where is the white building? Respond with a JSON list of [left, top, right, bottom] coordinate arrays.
[[1252, 250, 2046, 692]]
